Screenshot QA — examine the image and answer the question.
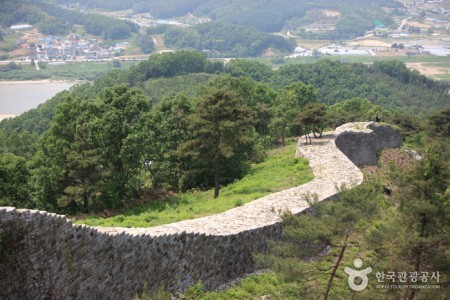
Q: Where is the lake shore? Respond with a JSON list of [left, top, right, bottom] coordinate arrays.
[[0, 114, 17, 120], [0, 80, 79, 115], [0, 79, 84, 85]]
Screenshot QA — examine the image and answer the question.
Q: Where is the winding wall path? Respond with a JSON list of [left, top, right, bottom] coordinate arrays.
[[98, 125, 364, 237], [1, 122, 398, 299]]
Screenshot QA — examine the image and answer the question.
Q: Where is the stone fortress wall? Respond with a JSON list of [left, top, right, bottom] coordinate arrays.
[[0, 122, 402, 299]]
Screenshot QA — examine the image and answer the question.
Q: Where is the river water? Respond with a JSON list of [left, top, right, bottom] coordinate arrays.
[[0, 81, 77, 118]]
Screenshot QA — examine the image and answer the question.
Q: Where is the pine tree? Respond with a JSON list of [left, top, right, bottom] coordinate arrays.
[[293, 102, 328, 144], [368, 147, 450, 300], [180, 87, 256, 198], [257, 184, 383, 299]]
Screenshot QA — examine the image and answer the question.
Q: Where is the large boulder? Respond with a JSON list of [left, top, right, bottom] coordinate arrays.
[[334, 122, 402, 166]]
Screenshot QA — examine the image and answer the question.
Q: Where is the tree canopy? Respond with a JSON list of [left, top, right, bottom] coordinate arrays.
[[36, 0, 399, 38], [164, 22, 296, 57], [0, 0, 137, 38], [1, 50, 449, 213]]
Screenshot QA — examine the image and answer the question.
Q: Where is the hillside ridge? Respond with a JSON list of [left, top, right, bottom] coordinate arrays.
[[0, 122, 401, 298]]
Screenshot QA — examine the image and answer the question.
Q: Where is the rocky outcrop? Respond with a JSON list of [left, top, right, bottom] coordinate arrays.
[[0, 123, 400, 299], [334, 122, 402, 166]]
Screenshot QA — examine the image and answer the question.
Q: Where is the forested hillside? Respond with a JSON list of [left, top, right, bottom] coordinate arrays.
[[35, 0, 401, 38], [270, 60, 450, 112], [1, 51, 449, 213], [1, 50, 449, 299], [163, 22, 296, 57], [1, 0, 295, 57], [0, 0, 138, 38]]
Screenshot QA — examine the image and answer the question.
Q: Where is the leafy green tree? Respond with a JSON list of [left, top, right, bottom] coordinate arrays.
[[136, 50, 208, 79], [29, 95, 81, 211], [164, 22, 295, 57], [81, 13, 135, 39], [37, 16, 72, 35], [275, 60, 449, 114], [30, 86, 150, 211], [293, 103, 328, 144], [225, 59, 273, 82], [86, 85, 150, 207], [327, 98, 383, 127], [0, 153, 31, 207], [204, 60, 224, 74], [271, 82, 316, 145], [1, 130, 38, 158], [93, 70, 128, 90], [136, 95, 194, 191], [137, 34, 155, 54], [180, 88, 256, 198]]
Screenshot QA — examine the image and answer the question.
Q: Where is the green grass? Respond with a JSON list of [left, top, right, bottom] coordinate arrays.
[[435, 73, 450, 81], [194, 272, 300, 300], [77, 142, 313, 228], [138, 272, 300, 299], [46, 61, 140, 79], [0, 34, 21, 52], [0, 61, 140, 81]]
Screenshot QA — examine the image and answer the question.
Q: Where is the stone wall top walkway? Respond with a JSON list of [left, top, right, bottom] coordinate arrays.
[[1, 122, 401, 298], [96, 123, 368, 237]]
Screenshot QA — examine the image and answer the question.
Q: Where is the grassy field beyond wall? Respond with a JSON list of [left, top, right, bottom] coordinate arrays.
[[77, 141, 314, 228]]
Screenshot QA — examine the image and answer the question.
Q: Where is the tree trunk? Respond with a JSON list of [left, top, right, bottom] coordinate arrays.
[[214, 153, 220, 198], [313, 124, 318, 138], [83, 193, 89, 213], [305, 133, 311, 145], [324, 232, 350, 300], [147, 167, 158, 188], [406, 217, 427, 300]]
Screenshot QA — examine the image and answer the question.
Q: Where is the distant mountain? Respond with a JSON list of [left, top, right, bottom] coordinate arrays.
[[0, 0, 138, 38], [163, 22, 296, 57], [37, 0, 403, 37]]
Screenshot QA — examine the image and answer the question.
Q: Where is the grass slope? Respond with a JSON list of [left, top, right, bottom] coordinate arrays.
[[0, 61, 140, 81], [78, 142, 313, 228]]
